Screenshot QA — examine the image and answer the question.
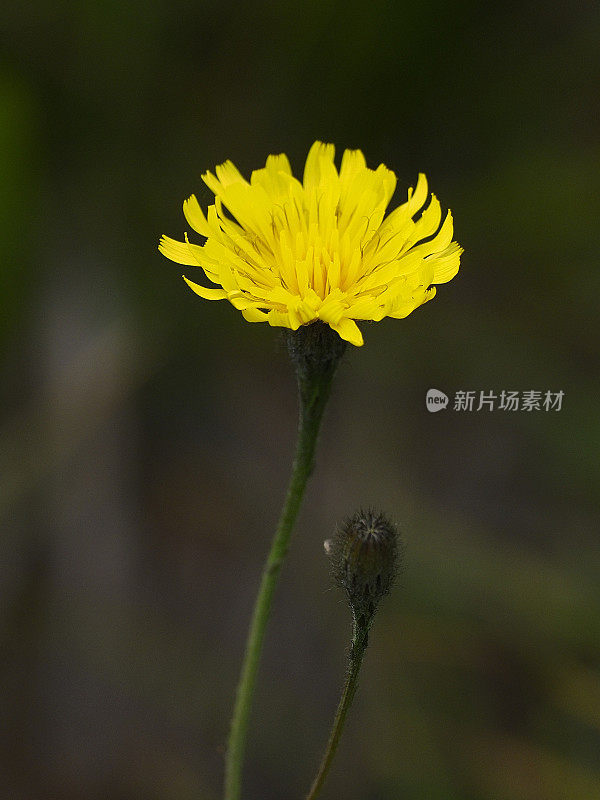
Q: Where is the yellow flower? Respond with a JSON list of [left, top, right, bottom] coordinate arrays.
[[159, 141, 462, 347]]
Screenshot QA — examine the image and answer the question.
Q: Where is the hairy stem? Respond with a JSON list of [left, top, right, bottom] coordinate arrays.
[[306, 624, 369, 800], [224, 365, 335, 800]]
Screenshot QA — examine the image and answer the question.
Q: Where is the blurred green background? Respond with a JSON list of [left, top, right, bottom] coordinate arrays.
[[2, 1, 599, 798]]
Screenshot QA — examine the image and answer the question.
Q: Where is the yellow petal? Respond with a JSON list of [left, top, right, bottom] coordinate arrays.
[[267, 309, 292, 328], [183, 195, 212, 237], [428, 210, 455, 254], [215, 159, 246, 187], [407, 173, 428, 214], [329, 317, 364, 346], [430, 242, 463, 283], [339, 148, 366, 184], [265, 152, 292, 175], [182, 275, 227, 300], [228, 292, 271, 311], [251, 153, 294, 199], [201, 170, 222, 197], [374, 163, 397, 206], [387, 297, 418, 319], [347, 295, 387, 321], [303, 141, 336, 192], [241, 307, 269, 322], [402, 195, 442, 251], [159, 235, 203, 266]]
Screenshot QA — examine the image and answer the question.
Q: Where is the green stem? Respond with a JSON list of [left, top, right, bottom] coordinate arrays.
[[224, 366, 335, 800], [306, 624, 369, 800]]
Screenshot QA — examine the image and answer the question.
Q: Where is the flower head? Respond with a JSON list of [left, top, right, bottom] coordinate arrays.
[[159, 141, 462, 346]]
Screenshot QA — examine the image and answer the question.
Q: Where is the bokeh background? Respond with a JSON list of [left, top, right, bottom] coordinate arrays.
[[2, 1, 599, 798]]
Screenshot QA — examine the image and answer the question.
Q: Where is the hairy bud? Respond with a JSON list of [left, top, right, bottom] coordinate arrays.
[[327, 509, 400, 629]]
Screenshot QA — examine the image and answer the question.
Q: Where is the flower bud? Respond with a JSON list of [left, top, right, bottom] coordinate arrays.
[[327, 509, 400, 628]]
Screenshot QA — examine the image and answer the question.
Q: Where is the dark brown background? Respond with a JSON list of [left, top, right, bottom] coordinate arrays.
[[2, 1, 599, 798]]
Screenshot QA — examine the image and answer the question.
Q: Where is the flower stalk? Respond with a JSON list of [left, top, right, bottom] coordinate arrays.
[[306, 510, 400, 800], [306, 621, 369, 800], [224, 323, 346, 800]]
